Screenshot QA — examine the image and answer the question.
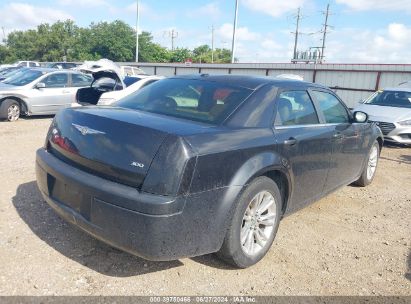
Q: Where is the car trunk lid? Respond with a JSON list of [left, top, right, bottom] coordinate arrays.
[[47, 107, 169, 189]]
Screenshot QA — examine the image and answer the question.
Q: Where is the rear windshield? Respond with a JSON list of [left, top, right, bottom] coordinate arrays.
[[115, 78, 253, 124], [365, 90, 411, 108]]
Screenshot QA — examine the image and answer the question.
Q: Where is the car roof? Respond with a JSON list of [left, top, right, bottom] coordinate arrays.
[[170, 74, 327, 90], [28, 67, 86, 74], [382, 87, 411, 93], [28, 67, 60, 72]]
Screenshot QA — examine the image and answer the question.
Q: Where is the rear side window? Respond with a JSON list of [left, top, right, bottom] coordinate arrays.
[[116, 78, 253, 124], [274, 90, 319, 126], [311, 91, 349, 123], [71, 74, 92, 87]]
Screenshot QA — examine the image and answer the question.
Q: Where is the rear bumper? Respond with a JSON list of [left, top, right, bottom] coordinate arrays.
[[36, 149, 233, 261]]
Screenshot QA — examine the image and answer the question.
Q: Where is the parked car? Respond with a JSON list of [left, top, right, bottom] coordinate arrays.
[[75, 69, 125, 106], [120, 65, 146, 77], [98, 75, 163, 105], [355, 87, 411, 145], [0, 68, 92, 121], [0, 61, 40, 69], [36, 75, 383, 268], [46, 62, 80, 70]]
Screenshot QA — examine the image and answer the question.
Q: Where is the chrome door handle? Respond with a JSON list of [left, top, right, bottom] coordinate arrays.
[[62, 90, 71, 94], [284, 137, 297, 146], [333, 132, 343, 139]]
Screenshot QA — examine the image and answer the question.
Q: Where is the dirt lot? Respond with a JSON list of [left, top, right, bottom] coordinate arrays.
[[0, 117, 410, 296]]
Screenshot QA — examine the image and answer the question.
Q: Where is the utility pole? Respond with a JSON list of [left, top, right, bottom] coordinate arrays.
[[211, 25, 215, 63], [135, 0, 139, 62], [231, 0, 239, 63], [292, 7, 301, 61], [165, 29, 178, 51], [320, 3, 331, 63]]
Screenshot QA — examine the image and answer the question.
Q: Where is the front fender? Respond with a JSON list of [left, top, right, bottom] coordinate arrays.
[[0, 96, 29, 114]]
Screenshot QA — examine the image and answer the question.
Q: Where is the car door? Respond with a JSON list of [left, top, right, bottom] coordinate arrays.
[[68, 73, 93, 102], [309, 89, 366, 192], [273, 89, 333, 212], [28, 72, 71, 114]]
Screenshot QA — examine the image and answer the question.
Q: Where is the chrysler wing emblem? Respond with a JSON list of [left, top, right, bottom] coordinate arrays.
[[72, 123, 106, 135]]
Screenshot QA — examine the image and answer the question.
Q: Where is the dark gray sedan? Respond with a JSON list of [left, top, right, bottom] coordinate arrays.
[[36, 75, 383, 268]]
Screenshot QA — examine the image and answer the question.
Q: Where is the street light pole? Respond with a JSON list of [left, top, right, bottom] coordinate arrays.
[[135, 0, 140, 62], [211, 25, 215, 63], [231, 0, 239, 63]]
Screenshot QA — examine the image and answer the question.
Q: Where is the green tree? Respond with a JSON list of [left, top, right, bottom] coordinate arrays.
[[214, 48, 232, 63], [88, 20, 135, 62], [0, 20, 231, 64], [0, 45, 11, 63], [193, 44, 212, 63], [170, 48, 192, 63], [138, 31, 171, 63]]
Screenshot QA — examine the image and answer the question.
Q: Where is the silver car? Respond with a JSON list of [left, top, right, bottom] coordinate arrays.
[[0, 68, 92, 121], [355, 87, 411, 144]]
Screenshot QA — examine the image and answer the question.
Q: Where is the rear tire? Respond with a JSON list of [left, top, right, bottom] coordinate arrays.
[[0, 99, 20, 122], [354, 141, 380, 187], [217, 176, 282, 268]]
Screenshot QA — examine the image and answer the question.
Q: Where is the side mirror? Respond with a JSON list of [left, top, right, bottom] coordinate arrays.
[[358, 99, 365, 104], [353, 111, 368, 123], [36, 82, 46, 89]]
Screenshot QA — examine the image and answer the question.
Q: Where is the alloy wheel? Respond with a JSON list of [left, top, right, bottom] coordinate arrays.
[[7, 104, 20, 121], [367, 145, 378, 180], [240, 190, 277, 256]]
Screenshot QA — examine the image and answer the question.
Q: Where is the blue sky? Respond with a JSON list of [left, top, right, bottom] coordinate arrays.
[[0, 0, 410, 63]]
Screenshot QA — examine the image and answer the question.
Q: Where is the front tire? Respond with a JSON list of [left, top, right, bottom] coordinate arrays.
[[354, 141, 380, 187], [217, 176, 282, 268], [0, 99, 21, 122]]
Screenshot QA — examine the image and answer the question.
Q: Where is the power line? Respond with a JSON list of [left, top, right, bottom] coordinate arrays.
[[164, 29, 178, 51]]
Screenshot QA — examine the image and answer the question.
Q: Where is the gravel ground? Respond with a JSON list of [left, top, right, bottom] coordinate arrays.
[[0, 117, 410, 296]]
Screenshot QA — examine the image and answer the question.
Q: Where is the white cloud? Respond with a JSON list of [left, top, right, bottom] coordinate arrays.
[[325, 23, 411, 63], [0, 3, 73, 32], [187, 3, 221, 19], [58, 0, 109, 7], [242, 0, 306, 17], [124, 2, 175, 22], [336, 0, 411, 13], [216, 23, 261, 42]]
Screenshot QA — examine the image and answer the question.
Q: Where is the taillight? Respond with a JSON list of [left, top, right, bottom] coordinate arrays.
[[50, 127, 78, 154]]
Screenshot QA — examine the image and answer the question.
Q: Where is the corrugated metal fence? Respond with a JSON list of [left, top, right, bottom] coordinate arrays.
[[122, 62, 411, 108]]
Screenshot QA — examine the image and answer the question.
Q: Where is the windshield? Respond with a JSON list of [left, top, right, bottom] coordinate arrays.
[[115, 78, 253, 124], [1, 68, 27, 80], [0, 67, 18, 76], [365, 90, 411, 108], [3, 70, 45, 86]]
